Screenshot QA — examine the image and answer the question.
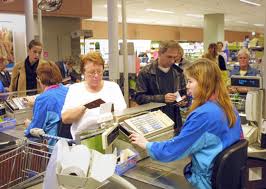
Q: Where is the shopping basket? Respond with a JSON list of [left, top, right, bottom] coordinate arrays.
[[0, 139, 51, 189]]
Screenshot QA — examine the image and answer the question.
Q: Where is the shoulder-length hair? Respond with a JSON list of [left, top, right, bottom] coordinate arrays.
[[37, 61, 62, 86], [184, 58, 236, 127]]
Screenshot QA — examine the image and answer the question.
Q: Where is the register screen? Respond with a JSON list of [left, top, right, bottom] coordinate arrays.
[[231, 77, 260, 88]]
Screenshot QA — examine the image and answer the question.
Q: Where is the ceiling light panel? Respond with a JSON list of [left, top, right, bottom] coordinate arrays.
[[240, 0, 261, 6], [185, 14, 204, 18], [145, 8, 174, 14]]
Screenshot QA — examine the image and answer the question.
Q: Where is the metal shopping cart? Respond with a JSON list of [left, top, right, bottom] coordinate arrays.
[[0, 139, 51, 189], [229, 93, 246, 112], [0, 131, 136, 189]]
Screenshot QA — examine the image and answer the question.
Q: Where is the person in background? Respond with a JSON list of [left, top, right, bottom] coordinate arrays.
[[217, 41, 227, 63], [229, 48, 260, 94], [61, 51, 126, 139], [24, 61, 68, 145], [243, 35, 250, 48], [65, 59, 81, 83], [230, 48, 259, 77], [203, 43, 228, 85], [138, 52, 149, 63], [203, 43, 227, 71], [130, 58, 242, 189], [175, 45, 191, 70], [56, 58, 81, 84], [135, 40, 187, 133], [9, 40, 46, 96], [0, 56, 11, 91], [55, 60, 67, 78]]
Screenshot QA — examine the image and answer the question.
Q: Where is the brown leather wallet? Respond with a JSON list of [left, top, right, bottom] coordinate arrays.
[[84, 98, 105, 109]]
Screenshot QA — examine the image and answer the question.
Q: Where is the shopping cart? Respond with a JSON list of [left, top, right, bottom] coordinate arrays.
[[229, 93, 246, 112], [0, 130, 137, 189], [0, 139, 51, 189]]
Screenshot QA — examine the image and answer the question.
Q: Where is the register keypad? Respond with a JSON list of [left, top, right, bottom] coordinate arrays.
[[130, 114, 163, 134]]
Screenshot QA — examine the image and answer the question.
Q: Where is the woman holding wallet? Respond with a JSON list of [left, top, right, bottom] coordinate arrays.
[[61, 52, 127, 139]]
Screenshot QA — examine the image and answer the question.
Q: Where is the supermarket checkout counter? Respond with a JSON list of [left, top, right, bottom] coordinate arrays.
[[25, 157, 193, 189], [1, 94, 265, 189], [230, 76, 266, 188], [72, 102, 193, 188], [0, 91, 36, 152], [0, 124, 26, 153], [0, 103, 194, 189]]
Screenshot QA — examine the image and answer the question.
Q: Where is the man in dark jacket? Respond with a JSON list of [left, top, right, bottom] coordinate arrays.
[[135, 40, 187, 133], [56, 58, 81, 84]]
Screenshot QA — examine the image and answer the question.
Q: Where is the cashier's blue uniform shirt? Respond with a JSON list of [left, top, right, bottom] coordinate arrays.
[[146, 101, 242, 189], [24, 84, 68, 145], [0, 81, 4, 93]]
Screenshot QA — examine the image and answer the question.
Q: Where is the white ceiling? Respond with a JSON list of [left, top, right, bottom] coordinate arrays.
[[89, 0, 265, 33]]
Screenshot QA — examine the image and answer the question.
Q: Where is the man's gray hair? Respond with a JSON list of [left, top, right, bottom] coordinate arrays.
[[159, 40, 182, 54], [237, 48, 250, 58]]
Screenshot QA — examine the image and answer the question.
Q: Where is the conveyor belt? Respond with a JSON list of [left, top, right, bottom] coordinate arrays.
[[0, 132, 17, 152]]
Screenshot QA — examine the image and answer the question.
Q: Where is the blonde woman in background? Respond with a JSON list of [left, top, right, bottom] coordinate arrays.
[[175, 45, 191, 70], [203, 43, 228, 85]]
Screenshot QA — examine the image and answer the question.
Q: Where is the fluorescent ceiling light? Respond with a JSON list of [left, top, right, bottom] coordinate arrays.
[[240, 0, 261, 6], [254, 23, 264, 27], [145, 8, 174, 14], [104, 4, 121, 8], [236, 21, 249, 24], [185, 14, 203, 18]]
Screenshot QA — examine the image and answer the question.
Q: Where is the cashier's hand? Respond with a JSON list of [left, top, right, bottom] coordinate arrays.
[[24, 119, 31, 128], [164, 93, 176, 103], [129, 132, 148, 150], [23, 96, 35, 107]]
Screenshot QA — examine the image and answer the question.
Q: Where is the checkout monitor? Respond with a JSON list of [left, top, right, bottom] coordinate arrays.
[[231, 76, 262, 89]]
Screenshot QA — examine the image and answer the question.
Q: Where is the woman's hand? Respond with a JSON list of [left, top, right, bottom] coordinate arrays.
[[24, 118, 31, 128], [129, 131, 148, 149], [23, 96, 36, 107]]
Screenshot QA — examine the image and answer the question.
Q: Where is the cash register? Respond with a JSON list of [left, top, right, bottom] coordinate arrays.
[[230, 76, 263, 145], [113, 103, 174, 160], [4, 94, 37, 125]]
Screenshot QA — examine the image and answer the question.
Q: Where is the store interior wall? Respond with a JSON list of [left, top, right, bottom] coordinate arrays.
[[40, 17, 81, 62], [82, 20, 255, 42], [5, 16, 80, 63], [0, 0, 91, 63], [5, 15, 257, 64]]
